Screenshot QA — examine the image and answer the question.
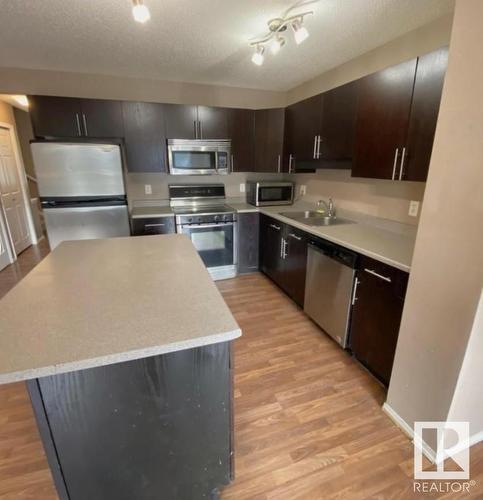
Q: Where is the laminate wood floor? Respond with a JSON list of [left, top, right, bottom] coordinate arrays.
[[0, 248, 481, 499]]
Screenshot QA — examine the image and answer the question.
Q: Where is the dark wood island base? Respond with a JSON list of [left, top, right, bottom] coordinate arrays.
[[27, 343, 233, 500]]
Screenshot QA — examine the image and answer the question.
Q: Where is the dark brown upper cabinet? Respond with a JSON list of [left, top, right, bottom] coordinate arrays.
[[403, 47, 448, 182], [229, 108, 255, 172], [319, 81, 358, 165], [254, 108, 285, 173], [122, 101, 167, 173], [163, 104, 198, 139], [197, 106, 230, 139], [352, 58, 418, 180], [284, 94, 323, 163], [352, 47, 448, 182], [29, 96, 123, 139]]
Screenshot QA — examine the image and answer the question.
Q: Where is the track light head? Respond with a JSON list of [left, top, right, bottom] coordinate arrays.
[[132, 0, 151, 23], [292, 19, 309, 44], [270, 36, 285, 55], [251, 45, 265, 66]]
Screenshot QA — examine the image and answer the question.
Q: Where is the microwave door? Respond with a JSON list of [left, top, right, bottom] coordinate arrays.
[[169, 149, 218, 175]]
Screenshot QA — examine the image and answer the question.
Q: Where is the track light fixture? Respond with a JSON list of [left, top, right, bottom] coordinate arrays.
[[249, 8, 313, 65], [132, 0, 151, 23]]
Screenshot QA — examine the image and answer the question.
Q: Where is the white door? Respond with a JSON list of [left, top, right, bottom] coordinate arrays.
[[0, 211, 11, 271], [0, 127, 31, 255]]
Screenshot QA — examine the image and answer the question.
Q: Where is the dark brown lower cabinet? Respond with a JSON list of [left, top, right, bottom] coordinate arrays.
[[350, 256, 409, 386], [259, 214, 308, 307], [237, 212, 259, 274], [131, 216, 176, 236]]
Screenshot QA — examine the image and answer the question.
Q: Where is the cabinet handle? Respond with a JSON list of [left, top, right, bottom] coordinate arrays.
[[364, 268, 392, 282], [281, 238, 288, 259], [391, 148, 399, 180], [277, 154, 281, 173], [399, 147, 406, 181], [313, 136, 317, 159], [288, 232, 302, 241], [352, 277, 360, 305], [280, 237, 284, 258], [316, 136, 322, 159], [231, 155, 234, 171], [199, 121, 203, 139], [288, 154, 294, 173], [144, 223, 165, 228], [75, 113, 82, 136], [82, 113, 88, 136], [194, 120, 198, 139], [270, 223, 281, 231]]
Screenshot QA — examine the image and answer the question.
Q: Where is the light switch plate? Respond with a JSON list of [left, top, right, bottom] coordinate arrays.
[[300, 185, 307, 196], [409, 200, 420, 217], [144, 184, 152, 195], [239, 183, 246, 193]]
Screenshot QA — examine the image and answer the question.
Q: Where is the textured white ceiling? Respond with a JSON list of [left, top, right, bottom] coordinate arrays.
[[0, 0, 454, 91]]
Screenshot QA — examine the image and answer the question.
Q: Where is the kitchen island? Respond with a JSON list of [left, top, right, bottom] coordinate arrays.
[[0, 235, 241, 499]]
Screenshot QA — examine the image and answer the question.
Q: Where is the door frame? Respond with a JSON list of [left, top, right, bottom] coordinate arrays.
[[0, 120, 38, 264]]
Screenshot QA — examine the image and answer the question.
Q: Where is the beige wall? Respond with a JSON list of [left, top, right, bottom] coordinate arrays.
[[0, 68, 286, 110], [0, 101, 15, 126], [288, 14, 453, 104], [386, 0, 483, 450], [290, 170, 425, 225]]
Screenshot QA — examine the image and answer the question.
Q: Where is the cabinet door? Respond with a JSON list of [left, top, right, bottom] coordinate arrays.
[[28, 96, 82, 138], [80, 99, 124, 138], [352, 58, 417, 179], [350, 257, 408, 386], [164, 104, 198, 139], [282, 225, 308, 307], [284, 94, 323, 162], [403, 47, 448, 182], [197, 106, 230, 139], [259, 214, 284, 284], [319, 81, 358, 164], [237, 212, 259, 274], [254, 109, 284, 173], [122, 102, 167, 172], [229, 108, 255, 172]]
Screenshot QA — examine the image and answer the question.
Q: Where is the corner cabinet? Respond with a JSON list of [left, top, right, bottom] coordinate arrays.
[[352, 47, 448, 182], [350, 256, 408, 386], [259, 214, 308, 307]]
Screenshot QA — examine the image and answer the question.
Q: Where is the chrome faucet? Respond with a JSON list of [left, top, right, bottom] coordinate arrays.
[[316, 198, 336, 217]]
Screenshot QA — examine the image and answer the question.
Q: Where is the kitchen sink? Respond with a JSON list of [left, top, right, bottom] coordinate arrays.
[[279, 211, 353, 227]]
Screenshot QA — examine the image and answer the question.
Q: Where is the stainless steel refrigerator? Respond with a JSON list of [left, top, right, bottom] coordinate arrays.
[[31, 142, 130, 249]]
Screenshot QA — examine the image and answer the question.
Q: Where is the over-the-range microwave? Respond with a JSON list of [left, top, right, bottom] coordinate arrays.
[[167, 139, 231, 175], [247, 181, 294, 207]]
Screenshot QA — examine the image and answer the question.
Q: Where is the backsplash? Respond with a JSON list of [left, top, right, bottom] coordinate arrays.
[[127, 169, 425, 226], [290, 170, 426, 226]]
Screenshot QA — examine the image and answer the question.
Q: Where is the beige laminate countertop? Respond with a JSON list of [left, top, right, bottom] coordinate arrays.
[[0, 235, 241, 384], [227, 201, 416, 272]]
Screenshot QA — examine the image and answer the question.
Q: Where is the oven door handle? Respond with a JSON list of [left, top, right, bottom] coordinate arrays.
[[179, 222, 234, 229]]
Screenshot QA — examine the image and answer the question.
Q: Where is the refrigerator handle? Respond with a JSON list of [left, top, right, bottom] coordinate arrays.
[[75, 114, 82, 136]]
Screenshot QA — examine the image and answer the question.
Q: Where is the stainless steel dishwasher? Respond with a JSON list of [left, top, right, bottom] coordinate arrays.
[[304, 239, 358, 348]]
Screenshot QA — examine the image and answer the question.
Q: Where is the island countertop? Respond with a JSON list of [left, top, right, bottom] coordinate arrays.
[[0, 235, 241, 384]]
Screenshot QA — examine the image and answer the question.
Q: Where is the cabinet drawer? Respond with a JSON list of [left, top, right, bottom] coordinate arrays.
[[358, 256, 408, 299], [131, 216, 175, 236]]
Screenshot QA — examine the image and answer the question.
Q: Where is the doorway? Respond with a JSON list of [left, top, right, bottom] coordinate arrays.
[[0, 124, 33, 270]]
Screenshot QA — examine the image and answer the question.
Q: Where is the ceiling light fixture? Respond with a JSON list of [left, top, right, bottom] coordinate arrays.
[[132, 0, 151, 23], [249, 6, 313, 65], [251, 45, 265, 66], [270, 36, 285, 55], [292, 18, 309, 45]]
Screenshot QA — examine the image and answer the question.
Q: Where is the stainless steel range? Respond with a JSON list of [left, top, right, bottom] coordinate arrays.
[[169, 184, 237, 281]]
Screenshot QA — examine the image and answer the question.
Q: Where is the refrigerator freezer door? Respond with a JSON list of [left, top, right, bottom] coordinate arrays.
[[31, 143, 125, 197], [44, 205, 130, 249]]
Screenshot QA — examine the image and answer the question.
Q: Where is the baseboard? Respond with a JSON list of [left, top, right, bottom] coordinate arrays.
[[468, 429, 483, 449], [382, 402, 437, 463]]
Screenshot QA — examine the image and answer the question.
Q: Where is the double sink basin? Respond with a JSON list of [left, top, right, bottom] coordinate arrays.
[[279, 211, 353, 227]]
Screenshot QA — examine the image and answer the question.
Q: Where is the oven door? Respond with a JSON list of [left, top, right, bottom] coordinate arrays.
[[168, 146, 230, 175], [178, 222, 235, 269]]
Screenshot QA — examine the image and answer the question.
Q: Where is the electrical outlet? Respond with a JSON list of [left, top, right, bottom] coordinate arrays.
[[408, 200, 420, 217], [239, 183, 246, 193], [299, 185, 307, 196], [144, 184, 152, 195]]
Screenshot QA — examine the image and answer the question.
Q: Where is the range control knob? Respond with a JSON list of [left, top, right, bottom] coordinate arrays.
[[214, 215, 220, 222], [197, 217, 203, 223], [188, 217, 193, 223]]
